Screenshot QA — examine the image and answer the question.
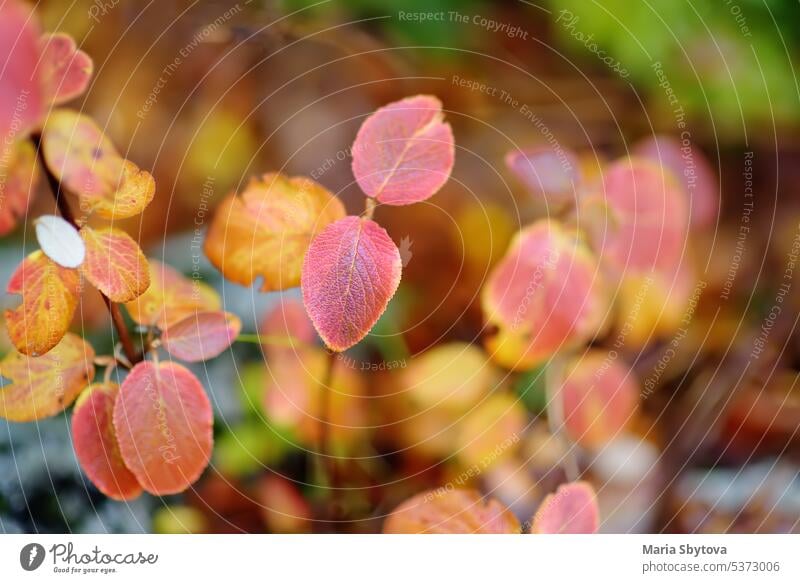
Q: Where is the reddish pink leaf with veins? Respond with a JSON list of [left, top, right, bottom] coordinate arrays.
[[352, 95, 454, 205], [301, 216, 401, 351], [531, 481, 600, 534]]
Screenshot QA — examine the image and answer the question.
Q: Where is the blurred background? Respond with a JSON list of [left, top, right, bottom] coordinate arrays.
[[1, 0, 799, 533]]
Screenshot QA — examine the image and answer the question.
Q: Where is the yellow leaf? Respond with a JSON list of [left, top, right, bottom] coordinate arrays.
[[80, 227, 150, 302]]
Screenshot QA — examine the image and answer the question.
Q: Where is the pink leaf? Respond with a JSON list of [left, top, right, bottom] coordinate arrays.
[[161, 311, 241, 362], [301, 216, 401, 351], [351, 95, 454, 205], [39, 33, 93, 105], [0, 0, 44, 142], [505, 147, 581, 205], [531, 481, 600, 534]]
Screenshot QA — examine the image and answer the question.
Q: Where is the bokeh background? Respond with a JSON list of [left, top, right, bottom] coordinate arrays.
[[1, 0, 799, 533]]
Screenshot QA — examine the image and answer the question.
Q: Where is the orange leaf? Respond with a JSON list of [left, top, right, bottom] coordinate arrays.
[[161, 311, 241, 362], [80, 226, 150, 302], [125, 259, 220, 329], [5, 250, 80, 356], [39, 33, 93, 106], [113, 361, 213, 495], [383, 489, 520, 533], [0, 140, 38, 235], [41, 109, 154, 220], [204, 173, 345, 291], [72, 383, 143, 500], [0, 333, 95, 422]]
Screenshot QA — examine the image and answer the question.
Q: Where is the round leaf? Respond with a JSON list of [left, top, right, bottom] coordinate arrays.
[[80, 226, 149, 302], [113, 361, 213, 495], [35, 214, 85, 268], [531, 481, 600, 534], [0, 333, 95, 422], [352, 95, 455, 205], [72, 383, 143, 500], [161, 311, 241, 362], [39, 33, 93, 106], [204, 173, 345, 291], [301, 216, 401, 352], [383, 489, 520, 534]]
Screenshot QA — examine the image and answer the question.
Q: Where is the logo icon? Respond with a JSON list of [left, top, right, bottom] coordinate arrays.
[[398, 236, 414, 267], [19, 543, 46, 571]]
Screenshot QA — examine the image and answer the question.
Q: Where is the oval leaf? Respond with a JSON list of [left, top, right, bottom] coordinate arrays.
[[126, 259, 220, 329], [113, 361, 213, 495], [41, 109, 154, 220], [561, 351, 639, 448], [204, 173, 345, 291], [39, 33, 93, 106], [72, 383, 143, 500], [301, 216, 401, 352], [5, 250, 80, 356], [0, 140, 39, 235], [35, 214, 85, 268], [352, 95, 455, 205], [531, 481, 600, 534], [0, 0, 44, 142], [161, 311, 241, 362], [383, 489, 520, 533], [80, 226, 149, 302], [0, 333, 95, 422]]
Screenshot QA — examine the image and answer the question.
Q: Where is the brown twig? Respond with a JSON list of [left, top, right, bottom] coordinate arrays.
[[30, 134, 141, 366]]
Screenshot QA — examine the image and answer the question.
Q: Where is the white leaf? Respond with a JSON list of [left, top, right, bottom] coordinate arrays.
[[35, 215, 86, 268]]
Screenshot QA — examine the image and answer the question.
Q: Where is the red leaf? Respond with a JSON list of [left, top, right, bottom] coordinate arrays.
[[0, 0, 44, 142], [531, 481, 600, 534], [39, 33, 93, 105], [352, 95, 454, 205], [113, 361, 213, 495], [383, 489, 520, 533], [161, 311, 241, 362], [80, 227, 150, 302], [301, 216, 401, 351], [72, 383, 143, 500]]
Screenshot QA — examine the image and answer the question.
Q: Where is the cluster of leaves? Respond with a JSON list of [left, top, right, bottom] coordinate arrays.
[[0, 0, 240, 499]]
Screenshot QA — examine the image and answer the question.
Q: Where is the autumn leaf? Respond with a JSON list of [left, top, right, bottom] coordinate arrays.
[[383, 489, 520, 534], [80, 226, 150, 302], [39, 33, 93, 105], [35, 214, 85, 268], [72, 383, 143, 500], [0, 333, 95, 422], [301, 216, 402, 352], [455, 393, 526, 469], [560, 351, 639, 449], [482, 220, 607, 369], [126, 259, 219, 329], [531, 481, 600, 534], [5, 250, 80, 356], [0, 140, 38, 235], [204, 173, 345, 291], [352, 95, 454, 205], [161, 311, 241, 362], [0, 0, 44, 142], [113, 361, 213, 495], [41, 109, 154, 220]]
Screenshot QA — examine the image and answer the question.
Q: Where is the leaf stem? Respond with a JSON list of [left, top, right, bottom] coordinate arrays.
[[363, 197, 376, 220], [31, 134, 141, 367], [546, 355, 580, 482]]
